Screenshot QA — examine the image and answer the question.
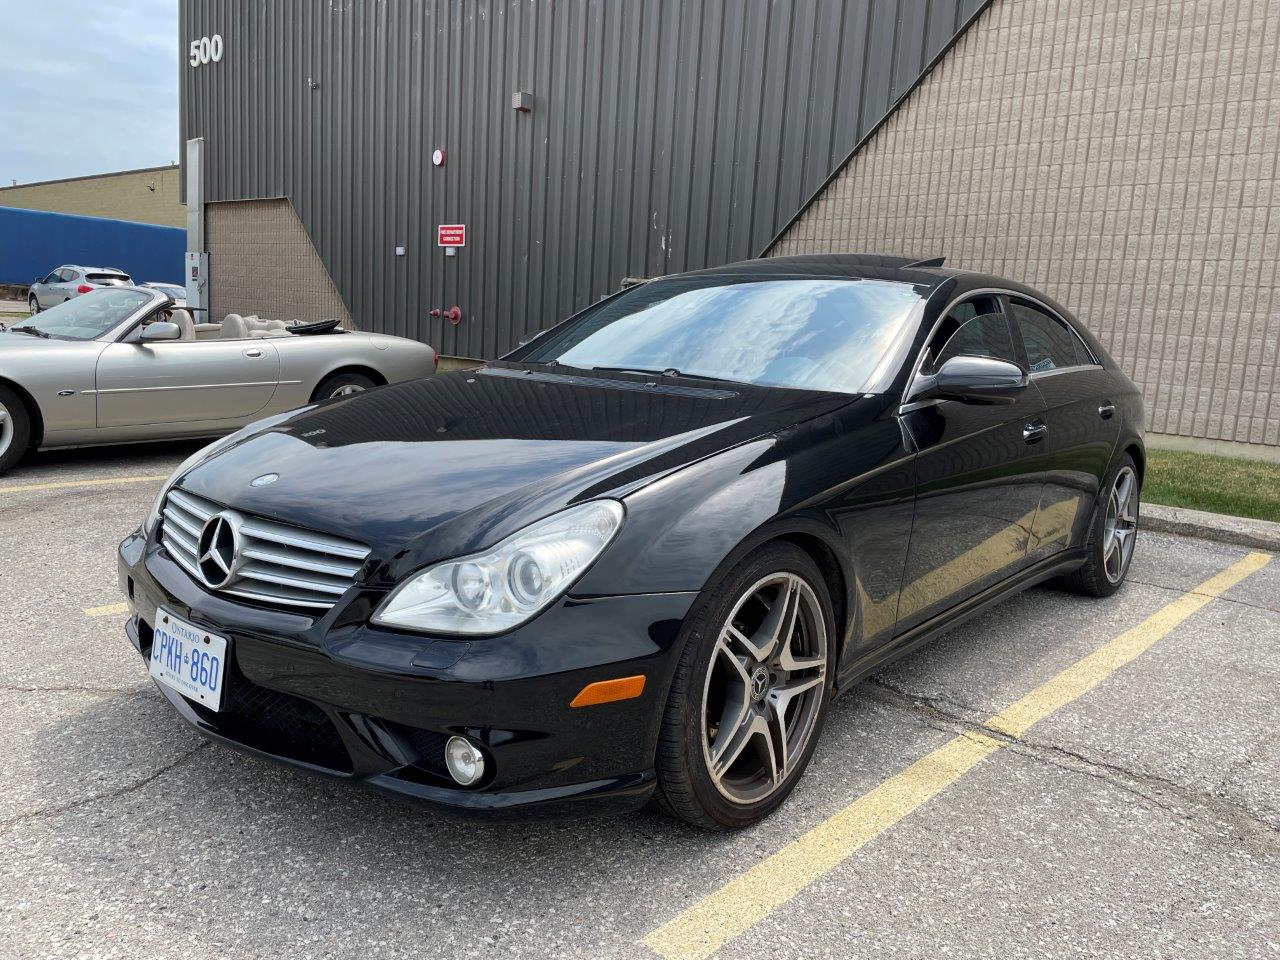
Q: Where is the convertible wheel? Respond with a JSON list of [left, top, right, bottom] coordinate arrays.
[[1062, 453, 1139, 597], [28, 295, 39, 315], [0, 384, 32, 475], [311, 371, 377, 402], [654, 542, 834, 829]]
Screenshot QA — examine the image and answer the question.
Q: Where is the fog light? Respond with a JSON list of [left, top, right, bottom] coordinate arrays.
[[444, 736, 485, 786]]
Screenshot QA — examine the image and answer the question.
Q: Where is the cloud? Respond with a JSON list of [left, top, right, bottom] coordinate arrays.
[[0, 0, 178, 185]]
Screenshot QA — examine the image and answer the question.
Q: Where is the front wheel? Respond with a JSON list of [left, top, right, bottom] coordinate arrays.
[[28, 295, 39, 315], [1062, 453, 1140, 597], [653, 542, 835, 829], [0, 384, 32, 475]]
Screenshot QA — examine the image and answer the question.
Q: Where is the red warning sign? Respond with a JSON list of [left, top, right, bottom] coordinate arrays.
[[437, 224, 466, 247]]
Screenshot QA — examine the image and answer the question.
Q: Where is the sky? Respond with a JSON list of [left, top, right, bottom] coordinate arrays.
[[0, 0, 179, 185]]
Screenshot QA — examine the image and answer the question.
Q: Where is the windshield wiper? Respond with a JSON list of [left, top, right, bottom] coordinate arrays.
[[588, 365, 736, 384], [9, 326, 50, 339]]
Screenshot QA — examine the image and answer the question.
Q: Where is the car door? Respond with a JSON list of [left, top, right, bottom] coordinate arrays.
[[95, 315, 282, 427], [34, 271, 61, 308], [1008, 297, 1122, 561], [896, 293, 1048, 632], [42, 268, 71, 306]]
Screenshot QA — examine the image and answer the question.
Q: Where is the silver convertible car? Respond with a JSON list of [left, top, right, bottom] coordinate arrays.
[[0, 286, 437, 474]]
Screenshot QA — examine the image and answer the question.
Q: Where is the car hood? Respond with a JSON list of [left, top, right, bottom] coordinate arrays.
[[179, 364, 855, 564], [0, 332, 91, 363], [0, 331, 53, 348]]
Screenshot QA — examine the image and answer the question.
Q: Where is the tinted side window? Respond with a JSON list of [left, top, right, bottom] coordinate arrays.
[[1011, 300, 1089, 372], [924, 295, 1016, 373]]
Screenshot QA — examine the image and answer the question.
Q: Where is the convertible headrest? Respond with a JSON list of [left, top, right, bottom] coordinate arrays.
[[220, 314, 249, 339], [170, 309, 196, 341]]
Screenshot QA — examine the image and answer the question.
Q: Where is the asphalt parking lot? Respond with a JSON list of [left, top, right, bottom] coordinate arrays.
[[1, 443, 1278, 959]]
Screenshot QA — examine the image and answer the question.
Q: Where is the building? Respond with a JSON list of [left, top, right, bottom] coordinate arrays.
[[181, 0, 1279, 459], [0, 165, 185, 229]]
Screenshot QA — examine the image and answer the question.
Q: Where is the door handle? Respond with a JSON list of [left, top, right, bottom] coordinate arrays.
[[243, 347, 264, 358], [1098, 402, 1115, 419], [1023, 422, 1049, 444]]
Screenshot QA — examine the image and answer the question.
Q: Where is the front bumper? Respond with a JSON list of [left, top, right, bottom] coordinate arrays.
[[118, 529, 697, 819]]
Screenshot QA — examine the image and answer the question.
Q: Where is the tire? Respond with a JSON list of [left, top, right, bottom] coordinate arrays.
[[310, 371, 377, 402], [1061, 452, 1140, 597], [0, 384, 32, 476], [653, 541, 836, 830], [28, 295, 39, 315]]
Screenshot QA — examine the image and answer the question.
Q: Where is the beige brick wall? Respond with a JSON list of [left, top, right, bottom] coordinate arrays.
[[770, 0, 1280, 451], [206, 199, 352, 328], [0, 166, 185, 227]]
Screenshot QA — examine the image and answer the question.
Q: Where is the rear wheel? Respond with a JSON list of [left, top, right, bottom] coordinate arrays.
[[0, 384, 32, 475], [1062, 453, 1139, 597], [654, 542, 835, 829], [27, 295, 39, 315], [311, 371, 377, 402]]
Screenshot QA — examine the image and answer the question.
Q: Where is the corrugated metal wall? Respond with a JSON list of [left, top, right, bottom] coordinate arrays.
[[181, 0, 988, 357]]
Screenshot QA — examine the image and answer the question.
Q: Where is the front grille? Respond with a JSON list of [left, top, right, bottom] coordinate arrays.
[[394, 724, 450, 775], [160, 488, 370, 613]]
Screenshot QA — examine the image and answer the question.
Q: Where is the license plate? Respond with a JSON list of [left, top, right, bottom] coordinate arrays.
[[149, 607, 228, 711]]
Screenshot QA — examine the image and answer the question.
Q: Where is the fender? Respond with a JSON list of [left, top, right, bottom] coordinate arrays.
[[576, 398, 919, 671]]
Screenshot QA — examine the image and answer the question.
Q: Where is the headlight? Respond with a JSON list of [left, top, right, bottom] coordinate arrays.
[[371, 500, 624, 636]]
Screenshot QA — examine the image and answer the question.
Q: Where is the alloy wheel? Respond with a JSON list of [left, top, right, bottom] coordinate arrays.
[[330, 384, 366, 398], [28, 296, 39, 315], [701, 572, 827, 805], [1102, 465, 1138, 584], [0, 398, 13, 461]]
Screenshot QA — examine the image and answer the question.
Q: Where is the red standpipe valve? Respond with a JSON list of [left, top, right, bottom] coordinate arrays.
[[429, 306, 463, 325]]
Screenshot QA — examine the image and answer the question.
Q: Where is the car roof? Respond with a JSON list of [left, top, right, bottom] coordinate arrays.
[[60, 264, 128, 274], [668, 253, 1080, 317], [674, 252, 960, 291]]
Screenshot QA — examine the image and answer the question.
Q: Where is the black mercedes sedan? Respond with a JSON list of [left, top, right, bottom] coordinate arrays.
[[118, 253, 1144, 829]]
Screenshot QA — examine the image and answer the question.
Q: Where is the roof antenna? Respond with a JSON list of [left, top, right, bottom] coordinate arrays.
[[903, 256, 946, 268]]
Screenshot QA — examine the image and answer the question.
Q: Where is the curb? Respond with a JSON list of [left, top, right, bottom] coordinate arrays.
[[1141, 503, 1280, 553]]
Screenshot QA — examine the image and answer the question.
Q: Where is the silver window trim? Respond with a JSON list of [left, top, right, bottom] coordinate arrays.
[[1026, 363, 1100, 381]]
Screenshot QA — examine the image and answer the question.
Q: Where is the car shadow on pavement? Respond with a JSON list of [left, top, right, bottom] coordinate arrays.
[[13, 438, 208, 478]]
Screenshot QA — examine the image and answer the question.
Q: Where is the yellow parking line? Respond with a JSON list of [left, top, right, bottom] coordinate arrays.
[[84, 602, 130, 617], [0, 474, 168, 495], [644, 551, 1273, 960]]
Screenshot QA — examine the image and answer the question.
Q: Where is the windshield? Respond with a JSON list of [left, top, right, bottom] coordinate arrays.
[[10, 288, 152, 340], [516, 276, 923, 393]]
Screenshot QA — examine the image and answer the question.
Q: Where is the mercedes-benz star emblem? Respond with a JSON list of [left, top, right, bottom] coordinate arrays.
[[749, 666, 770, 702], [250, 472, 279, 487], [196, 512, 241, 589]]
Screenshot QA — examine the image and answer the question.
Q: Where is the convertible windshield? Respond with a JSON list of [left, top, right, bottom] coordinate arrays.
[[517, 277, 922, 394], [11, 288, 152, 340]]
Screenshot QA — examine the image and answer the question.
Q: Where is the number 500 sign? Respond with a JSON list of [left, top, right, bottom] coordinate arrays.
[[189, 34, 225, 67]]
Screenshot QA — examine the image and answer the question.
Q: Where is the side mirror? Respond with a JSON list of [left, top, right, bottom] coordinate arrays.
[[140, 321, 181, 342], [910, 355, 1026, 405]]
